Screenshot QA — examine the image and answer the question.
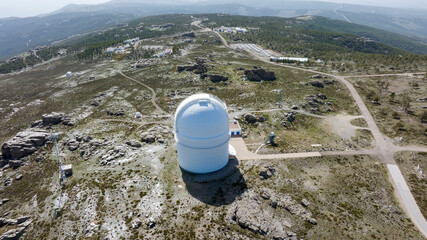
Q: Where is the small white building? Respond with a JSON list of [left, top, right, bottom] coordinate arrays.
[[66, 71, 72, 77], [63, 164, 73, 176], [270, 57, 309, 63], [135, 112, 142, 118], [106, 47, 115, 53], [229, 120, 242, 136]]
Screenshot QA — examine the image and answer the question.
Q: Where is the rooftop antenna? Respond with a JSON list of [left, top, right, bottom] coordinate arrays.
[[278, 89, 282, 109]]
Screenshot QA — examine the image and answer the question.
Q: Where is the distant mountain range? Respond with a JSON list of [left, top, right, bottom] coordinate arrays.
[[1, 0, 427, 59]]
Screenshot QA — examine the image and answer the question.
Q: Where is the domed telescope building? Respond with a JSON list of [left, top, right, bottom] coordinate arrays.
[[174, 93, 231, 174]]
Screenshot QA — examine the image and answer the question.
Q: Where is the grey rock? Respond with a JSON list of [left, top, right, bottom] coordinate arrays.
[[323, 79, 335, 85], [306, 218, 317, 225], [68, 140, 80, 151], [62, 116, 75, 126], [1, 129, 49, 160], [141, 134, 156, 144], [131, 219, 142, 229], [2, 199, 9, 204], [0, 227, 26, 240], [15, 174, 22, 181], [8, 160, 21, 168], [244, 68, 276, 81], [243, 114, 257, 124], [16, 216, 30, 224], [309, 81, 324, 88], [126, 140, 142, 148], [260, 189, 271, 200], [147, 220, 156, 229], [234, 195, 292, 239], [309, 74, 326, 79], [317, 93, 327, 100], [284, 112, 296, 123], [259, 166, 276, 180], [107, 109, 125, 116], [291, 105, 299, 110], [182, 32, 195, 38], [4, 178, 12, 186], [42, 112, 64, 125], [83, 135, 92, 142], [0, 218, 17, 227], [90, 100, 100, 106], [301, 199, 310, 207], [257, 116, 266, 122], [30, 120, 42, 128]]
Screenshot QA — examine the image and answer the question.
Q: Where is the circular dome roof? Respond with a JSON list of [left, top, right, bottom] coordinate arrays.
[[175, 93, 229, 139]]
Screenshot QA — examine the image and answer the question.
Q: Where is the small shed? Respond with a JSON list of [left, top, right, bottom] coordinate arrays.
[[229, 120, 242, 136], [63, 164, 73, 177]]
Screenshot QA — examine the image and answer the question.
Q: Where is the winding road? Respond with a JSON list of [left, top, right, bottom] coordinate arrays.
[[202, 24, 427, 237]]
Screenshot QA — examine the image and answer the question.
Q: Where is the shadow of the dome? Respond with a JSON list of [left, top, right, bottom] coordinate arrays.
[[181, 158, 247, 206]]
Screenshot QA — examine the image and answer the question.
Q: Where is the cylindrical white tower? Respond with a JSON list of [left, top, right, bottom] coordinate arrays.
[[174, 93, 230, 174]]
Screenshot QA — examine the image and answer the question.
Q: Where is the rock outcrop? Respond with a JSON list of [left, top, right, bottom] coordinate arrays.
[[140, 125, 171, 144], [259, 166, 276, 179], [1, 129, 49, 161], [181, 32, 195, 38], [283, 112, 296, 123], [200, 74, 228, 82], [243, 113, 257, 124], [106, 109, 125, 116], [233, 194, 295, 240], [177, 58, 207, 74], [30, 112, 74, 128], [244, 68, 276, 82], [309, 81, 324, 88], [0, 216, 31, 240]]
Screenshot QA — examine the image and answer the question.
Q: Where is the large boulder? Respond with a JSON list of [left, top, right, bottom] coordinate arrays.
[[0, 227, 26, 240], [284, 112, 296, 123], [206, 74, 228, 83], [126, 140, 142, 148], [244, 68, 276, 82], [1, 129, 49, 160], [243, 114, 257, 124], [106, 109, 125, 116], [182, 32, 195, 38], [309, 81, 324, 88], [177, 58, 207, 74], [42, 112, 64, 125]]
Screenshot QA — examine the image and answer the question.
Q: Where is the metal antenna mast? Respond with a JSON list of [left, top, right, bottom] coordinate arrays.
[[48, 132, 66, 185]]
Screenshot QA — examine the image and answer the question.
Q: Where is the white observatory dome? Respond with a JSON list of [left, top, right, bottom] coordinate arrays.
[[174, 93, 230, 174]]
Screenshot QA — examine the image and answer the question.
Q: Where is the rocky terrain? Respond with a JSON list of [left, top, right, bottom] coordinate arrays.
[[0, 16, 425, 240]]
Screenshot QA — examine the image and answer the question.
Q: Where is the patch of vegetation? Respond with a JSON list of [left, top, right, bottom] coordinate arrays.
[[395, 152, 427, 218]]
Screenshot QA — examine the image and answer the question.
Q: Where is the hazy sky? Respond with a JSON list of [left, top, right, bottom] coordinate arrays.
[[1, 0, 426, 18], [1, 0, 110, 18]]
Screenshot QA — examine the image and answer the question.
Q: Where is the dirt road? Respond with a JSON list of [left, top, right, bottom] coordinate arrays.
[[118, 71, 168, 115]]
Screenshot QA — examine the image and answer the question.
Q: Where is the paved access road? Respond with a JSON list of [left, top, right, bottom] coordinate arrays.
[[203, 23, 427, 238]]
